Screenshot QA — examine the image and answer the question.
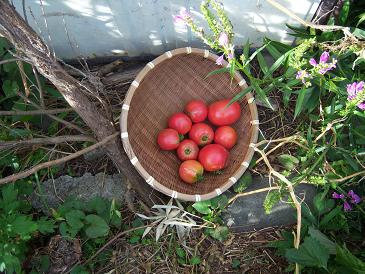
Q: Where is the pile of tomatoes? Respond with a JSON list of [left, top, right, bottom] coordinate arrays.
[[157, 99, 241, 184]]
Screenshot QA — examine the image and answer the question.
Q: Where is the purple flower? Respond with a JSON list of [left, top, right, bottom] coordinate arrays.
[[173, 8, 191, 24], [216, 54, 224, 65], [343, 201, 352, 211], [309, 58, 317, 66], [347, 81, 365, 109], [319, 51, 330, 63], [358, 102, 365, 110], [296, 70, 312, 86], [348, 190, 361, 204], [332, 192, 345, 199], [309, 51, 337, 75], [218, 32, 228, 46]]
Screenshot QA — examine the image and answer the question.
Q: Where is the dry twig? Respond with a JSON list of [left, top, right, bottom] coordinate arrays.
[[0, 132, 118, 185], [0, 135, 95, 151], [0, 108, 72, 116]]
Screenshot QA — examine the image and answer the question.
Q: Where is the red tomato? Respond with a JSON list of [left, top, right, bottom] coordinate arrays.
[[189, 123, 214, 146], [157, 128, 180, 150], [168, 112, 192, 135], [208, 99, 241, 126], [214, 126, 237, 149], [198, 144, 229, 171], [184, 100, 208, 123], [177, 140, 199, 161], [179, 160, 204, 184]]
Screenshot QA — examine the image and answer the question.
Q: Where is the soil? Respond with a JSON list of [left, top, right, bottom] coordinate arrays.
[[95, 225, 288, 274]]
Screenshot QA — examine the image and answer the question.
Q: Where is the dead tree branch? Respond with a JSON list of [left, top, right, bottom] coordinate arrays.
[[0, 1, 157, 206], [0, 108, 72, 116], [0, 132, 117, 185], [0, 135, 95, 151]]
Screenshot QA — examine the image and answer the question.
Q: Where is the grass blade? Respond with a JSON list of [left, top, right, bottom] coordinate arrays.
[[256, 51, 269, 75], [205, 67, 230, 78]]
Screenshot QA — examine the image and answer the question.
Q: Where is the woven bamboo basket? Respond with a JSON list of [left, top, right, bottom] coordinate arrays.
[[120, 47, 258, 201]]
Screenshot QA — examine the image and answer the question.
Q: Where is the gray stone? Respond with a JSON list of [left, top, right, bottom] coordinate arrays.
[[224, 177, 317, 232], [31, 172, 127, 214]]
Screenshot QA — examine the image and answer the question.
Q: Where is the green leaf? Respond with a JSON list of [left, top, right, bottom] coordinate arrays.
[[192, 200, 212, 215], [277, 154, 299, 171], [294, 88, 308, 119], [301, 203, 317, 225], [252, 81, 273, 110], [356, 12, 365, 27], [351, 27, 365, 39], [229, 86, 254, 104], [37, 217, 56, 234], [339, 0, 350, 25], [210, 194, 228, 210], [285, 236, 329, 269], [129, 235, 140, 244], [256, 51, 269, 75], [232, 258, 240, 269], [242, 43, 268, 68], [11, 215, 38, 239], [206, 226, 229, 241], [65, 209, 85, 231], [335, 245, 365, 273], [308, 227, 336, 254], [313, 193, 335, 215], [263, 190, 281, 214], [84, 214, 110, 238], [2, 254, 21, 274], [1, 184, 19, 213], [86, 196, 108, 215], [190, 256, 201, 265], [233, 172, 253, 193], [319, 206, 342, 228], [176, 246, 186, 258], [2, 80, 19, 97], [264, 48, 294, 78], [205, 67, 230, 78]]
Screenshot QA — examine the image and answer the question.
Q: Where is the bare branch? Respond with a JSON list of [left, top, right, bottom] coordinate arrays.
[[0, 135, 95, 151], [0, 58, 21, 65], [0, 132, 118, 185], [0, 108, 72, 116], [228, 186, 281, 205], [18, 92, 88, 134]]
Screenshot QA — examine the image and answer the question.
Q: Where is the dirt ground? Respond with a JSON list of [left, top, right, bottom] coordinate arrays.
[[95, 225, 288, 274]]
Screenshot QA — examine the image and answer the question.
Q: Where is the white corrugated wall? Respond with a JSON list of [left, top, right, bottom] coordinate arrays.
[[14, 0, 320, 59]]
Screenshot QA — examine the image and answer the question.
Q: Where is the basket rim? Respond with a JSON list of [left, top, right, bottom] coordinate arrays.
[[119, 47, 259, 201]]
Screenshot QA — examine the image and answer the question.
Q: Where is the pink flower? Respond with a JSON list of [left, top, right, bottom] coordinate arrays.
[[319, 51, 330, 63], [218, 32, 228, 46], [332, 192, 345, 199], [216, 54, 224, 65], [347, 81, 365, 109], [309, 58, 317, 66], [309, 51, 336, 74], [344, 201, 352, 211], [173, 8, 191, 24], [348, 190, 361, 204]]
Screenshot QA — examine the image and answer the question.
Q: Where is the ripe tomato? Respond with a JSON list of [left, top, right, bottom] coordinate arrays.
[[157, 128, 180, 150], [179, 160, 204, 184], [189, 123, 214, 146], [214, 126, 237, 149], [198, 144, 229, 171], [177, 140, 199, 161], [168, 112, 192, 135], [208, 99, 241, 126], [184, 100, 208, 123]]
